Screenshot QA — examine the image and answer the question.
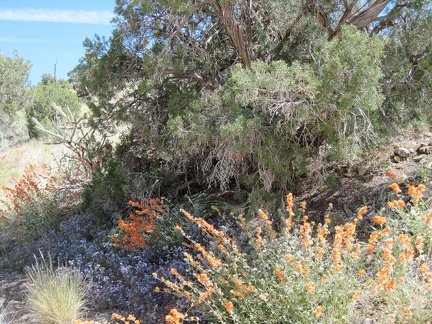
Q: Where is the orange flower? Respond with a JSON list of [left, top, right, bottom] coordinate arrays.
[[258, 294, 267, 301], [373, 215, 386, 225], [112, 313, 125, 320], [385, 280, 396, 290], [165, 308, 185, 324], [275, 267, 287, 282], [315, 305, 323, 317], [420, 263, 429, 273], [357, 206, 367, 219], [225, 301, 234, 313], [403, 308, 411, 315], [385, 170, 396, 180], [244, 284, 255, 293], [390, 182, 401, 193], [257, 208, 269, 221], [232, 290, 244, 297], [155, 286, 161, 293], [357, 269, 366, 276], [196, 272, 209, 284], [306, 281, 315, 292]]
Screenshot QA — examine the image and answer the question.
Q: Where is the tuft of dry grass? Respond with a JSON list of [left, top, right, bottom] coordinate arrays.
[[25, 253, 88, 324], [0, 299, 14, 324]]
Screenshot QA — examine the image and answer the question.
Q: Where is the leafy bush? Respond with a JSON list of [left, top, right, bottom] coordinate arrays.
[[167, 26, 384, 193], [25, 253, 87, 324], [0, 51, 32, 146], [81, 159, 130, 226]]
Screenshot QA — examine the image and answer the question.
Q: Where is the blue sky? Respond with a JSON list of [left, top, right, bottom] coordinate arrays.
[[0, 0, 116, 85]]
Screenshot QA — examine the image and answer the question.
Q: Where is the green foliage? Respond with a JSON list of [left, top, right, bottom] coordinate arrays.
[[380, 8, 432, 127], [70, 0, 432, 202], [82, 160, 130, 225], [315, 26, 384, 144], [25, 253, 87, 324], [167, 27, 384, 192], [0, 51, 32, 144], [26, 78, 81, 139]]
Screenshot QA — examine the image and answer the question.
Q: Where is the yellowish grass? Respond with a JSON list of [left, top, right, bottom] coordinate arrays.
[[0, 140, 71, 203], [25, 254, 88, 324]]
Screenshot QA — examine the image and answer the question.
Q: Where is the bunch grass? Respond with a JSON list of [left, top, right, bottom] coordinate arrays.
[[25, 253, 88, 324], [0, 299, 14, 324]]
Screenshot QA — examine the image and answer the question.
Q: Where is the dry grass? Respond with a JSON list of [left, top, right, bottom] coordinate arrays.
[[0, 140, 70, 198], [25, 254, 88, 324]]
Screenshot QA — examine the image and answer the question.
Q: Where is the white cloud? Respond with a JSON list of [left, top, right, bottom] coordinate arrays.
[[0, 8, 113, 25]]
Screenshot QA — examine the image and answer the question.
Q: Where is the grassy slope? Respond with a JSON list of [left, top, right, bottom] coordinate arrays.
[[0, 140, 70, 203]]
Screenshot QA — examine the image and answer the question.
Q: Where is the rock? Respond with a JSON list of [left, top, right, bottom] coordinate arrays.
[[325, 211, 345, 232], [393, 155, 402, 163], [395, 147, 410, 158], [362, 174, 374, 182], [357, 165, 368, 176], [413, 155, 424, 163], [417, 145, 431, 155]]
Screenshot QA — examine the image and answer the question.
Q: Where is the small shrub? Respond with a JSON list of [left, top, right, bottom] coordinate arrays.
[[0, 161, 87, 239], [113, 198, 165, 250], [82, 160, 130, 225], [156, 188, 432, 323], [113, 198, 186, 251], [25, 253, 88, 324]]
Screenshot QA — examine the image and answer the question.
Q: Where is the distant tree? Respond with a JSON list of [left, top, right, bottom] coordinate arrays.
[[26, 78, 81, 139], [0, 51, 32, 143]]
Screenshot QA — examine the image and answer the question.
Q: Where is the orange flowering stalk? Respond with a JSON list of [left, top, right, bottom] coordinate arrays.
[[387, 199, 406, 209], [225, 301, 234, 313], [113, 198, 166, 250], [373, 214, 387, 225], [407, 184, 427, 205], [165, 308, 186, 324], [385, 170, 397, 181]]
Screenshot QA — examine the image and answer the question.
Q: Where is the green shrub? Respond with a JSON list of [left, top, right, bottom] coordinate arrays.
[[26, 77, 81, 139], [25, 253, 87, 324], [82, 160, 130, 225]]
